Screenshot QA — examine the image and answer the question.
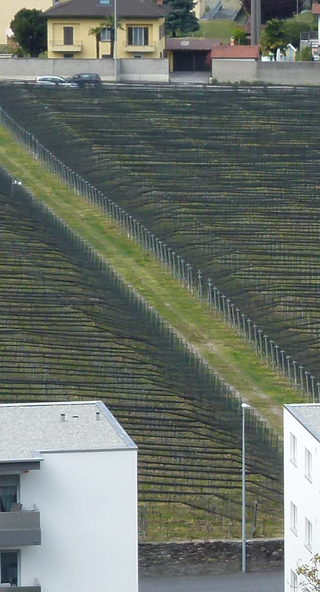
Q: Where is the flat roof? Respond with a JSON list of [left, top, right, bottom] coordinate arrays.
[[0, 401, 136, 461], [285, 403, 320, 443]]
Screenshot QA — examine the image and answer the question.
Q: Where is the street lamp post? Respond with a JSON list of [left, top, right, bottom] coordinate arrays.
[[114, 0, 117, 81], [241, 402, 251, 574]]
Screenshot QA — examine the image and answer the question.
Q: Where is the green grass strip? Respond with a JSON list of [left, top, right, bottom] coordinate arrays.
[[0, 125, 301, 433]]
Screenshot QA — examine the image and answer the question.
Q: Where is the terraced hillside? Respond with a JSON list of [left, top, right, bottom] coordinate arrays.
[[0, 84, 319, 391], [0, 165, 282, 540]]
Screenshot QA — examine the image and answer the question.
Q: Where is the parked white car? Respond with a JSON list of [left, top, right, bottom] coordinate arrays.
[[34, 76, 77, 87]]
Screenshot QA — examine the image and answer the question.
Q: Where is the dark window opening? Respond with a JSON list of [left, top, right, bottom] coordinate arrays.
[[1, 552, 18, 585], [63, 26, 74, 45]]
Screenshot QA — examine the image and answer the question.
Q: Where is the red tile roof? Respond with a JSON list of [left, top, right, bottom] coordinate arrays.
[[312, 3, 320, 14], [166, 38, 221, 51], [211, 45, 260, 59]]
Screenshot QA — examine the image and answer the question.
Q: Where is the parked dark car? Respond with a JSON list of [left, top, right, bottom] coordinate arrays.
[[66, 73, 102, 88]]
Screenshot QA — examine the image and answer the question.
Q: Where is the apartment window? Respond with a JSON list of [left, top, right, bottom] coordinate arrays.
[[0, 552, 18, 585], [101, 28, 111, 42], [63, 26, 74, 45], [290, 433, 297, 466], [290, 501, 298, 535], [290, 569, 298, 592], [305, 448, 312, 482], [0, 475, 18, 512], [305, 517, 312, 552], [127, 26, 149, 46]]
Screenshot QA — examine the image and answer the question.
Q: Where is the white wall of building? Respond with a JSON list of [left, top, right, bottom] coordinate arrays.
[[19, 448, 138, 592], [284, 407, 320, 592]]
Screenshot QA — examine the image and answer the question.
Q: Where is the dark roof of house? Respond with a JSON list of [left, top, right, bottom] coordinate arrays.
[[211, 44, 260, 59], [45, 0, 169, 19], [166, 38, 221, 51]]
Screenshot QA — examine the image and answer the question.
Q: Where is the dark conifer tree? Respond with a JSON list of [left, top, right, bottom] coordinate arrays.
[[165, 0, 200, 37]]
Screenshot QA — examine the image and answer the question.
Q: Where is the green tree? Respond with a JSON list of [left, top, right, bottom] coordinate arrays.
[[10, 8, 47, 57], [296, 553, 320, 591], [260, 18, 288, 59], [89, 17, 123, 59], [285, 19, 312, 48], [296, 46, 313, 61], [232, 27, 247, 45], [242, 0, 303, 24], [165, 0, 199, 37]]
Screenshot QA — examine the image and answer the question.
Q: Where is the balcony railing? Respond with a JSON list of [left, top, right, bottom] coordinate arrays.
[[124, 43, 155, 53], [0, 509, 41, 548], [50, 41, 82, 52]]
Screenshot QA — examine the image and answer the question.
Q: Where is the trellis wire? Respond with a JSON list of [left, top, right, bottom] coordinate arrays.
[[0, 161, 285, 466], [0, 105, 312, 401]]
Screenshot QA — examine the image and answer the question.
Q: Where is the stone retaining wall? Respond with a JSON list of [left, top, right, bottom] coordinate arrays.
[[139, 539, 284, 576]]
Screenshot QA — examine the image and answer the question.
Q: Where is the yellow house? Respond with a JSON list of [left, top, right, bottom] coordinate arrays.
[[44, 0, 169, 59]]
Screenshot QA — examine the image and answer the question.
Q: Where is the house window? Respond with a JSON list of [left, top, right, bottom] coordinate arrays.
[[290, 569, 298, 592], [159, 23, 165, 40], [305, 448, 312, 482], [127, 26, 149, 46], [101, 28, 111, 42], [305, 517, 312, 552], [63, 26, 74, 45], [0, 552, 18, 585], [290, 501, 298, 535], [290, 433, 297, 466]]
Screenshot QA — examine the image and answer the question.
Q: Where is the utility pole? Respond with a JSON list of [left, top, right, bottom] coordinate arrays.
[[251, 0, 261, 45]]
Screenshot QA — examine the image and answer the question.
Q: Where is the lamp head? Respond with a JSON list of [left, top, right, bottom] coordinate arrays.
[[241, 403, 251, 409]]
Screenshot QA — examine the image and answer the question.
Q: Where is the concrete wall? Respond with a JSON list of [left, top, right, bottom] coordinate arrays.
[[120, 57, 169, 82], [139, 539, 284, 577], [0, 57, 169, 82], [211, 60, 320, 86], [20, 449, 138, 592]]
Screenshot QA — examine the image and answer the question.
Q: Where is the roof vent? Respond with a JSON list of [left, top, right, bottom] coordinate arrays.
[[96, 411, 101, 421], [60, 413, 66, 422]]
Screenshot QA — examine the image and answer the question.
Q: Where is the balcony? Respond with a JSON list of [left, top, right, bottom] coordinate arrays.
[[0, 509, 41, 548], [124, 43, 155, 53], [0, 587, 41, 591], [50, 42, 82, 52]]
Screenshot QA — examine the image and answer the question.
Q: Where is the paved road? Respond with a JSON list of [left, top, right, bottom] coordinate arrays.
[[139, 571, 284, 592]]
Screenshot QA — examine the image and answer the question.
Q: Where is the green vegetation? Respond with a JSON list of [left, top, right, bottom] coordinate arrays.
[[165, 0, 199, 37], [196, 19, 237, 42], [0, 124, 300, 434], [10, 8, 47, 57], [3, 83, 318, 540]]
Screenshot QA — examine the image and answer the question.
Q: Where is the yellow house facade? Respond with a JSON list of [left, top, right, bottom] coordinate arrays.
[[45, 0, 168, 59]]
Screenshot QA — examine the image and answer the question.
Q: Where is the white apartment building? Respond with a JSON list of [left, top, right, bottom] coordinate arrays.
[[0, 400, 138, 592], [284, 403, 320, 592]]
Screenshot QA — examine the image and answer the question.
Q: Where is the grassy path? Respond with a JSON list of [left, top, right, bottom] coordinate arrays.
[[0, 126, 301, 432]]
